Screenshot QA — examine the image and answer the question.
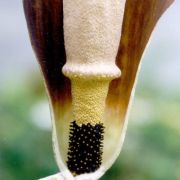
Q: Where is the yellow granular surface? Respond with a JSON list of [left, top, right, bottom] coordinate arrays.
[[71, 79, 110, 125]]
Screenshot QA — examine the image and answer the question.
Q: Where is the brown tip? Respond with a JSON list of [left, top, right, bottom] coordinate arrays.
[[107, 0, 174, 118], [23, 0, 71, 104]]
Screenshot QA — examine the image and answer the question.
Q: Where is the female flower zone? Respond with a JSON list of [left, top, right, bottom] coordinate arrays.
[[23, 0, 174, 179]]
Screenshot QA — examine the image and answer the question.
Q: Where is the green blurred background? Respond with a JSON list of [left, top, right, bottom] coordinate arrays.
[[0, 1, 180, 180]]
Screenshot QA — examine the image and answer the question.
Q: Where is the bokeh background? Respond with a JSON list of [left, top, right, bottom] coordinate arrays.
[[0, 1, 180, 180]]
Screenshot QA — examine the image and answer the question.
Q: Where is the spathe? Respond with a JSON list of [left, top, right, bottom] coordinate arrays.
[[23, 0, 174, 179]]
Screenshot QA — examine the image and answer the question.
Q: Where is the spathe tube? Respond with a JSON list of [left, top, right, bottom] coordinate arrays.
[[23, 0, 174, 179]]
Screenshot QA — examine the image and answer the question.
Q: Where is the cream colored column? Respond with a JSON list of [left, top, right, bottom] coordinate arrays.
[[63, 0, 126, 125]]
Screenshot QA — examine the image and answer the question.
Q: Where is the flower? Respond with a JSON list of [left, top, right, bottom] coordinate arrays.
[[23, 0, 174, 179]]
